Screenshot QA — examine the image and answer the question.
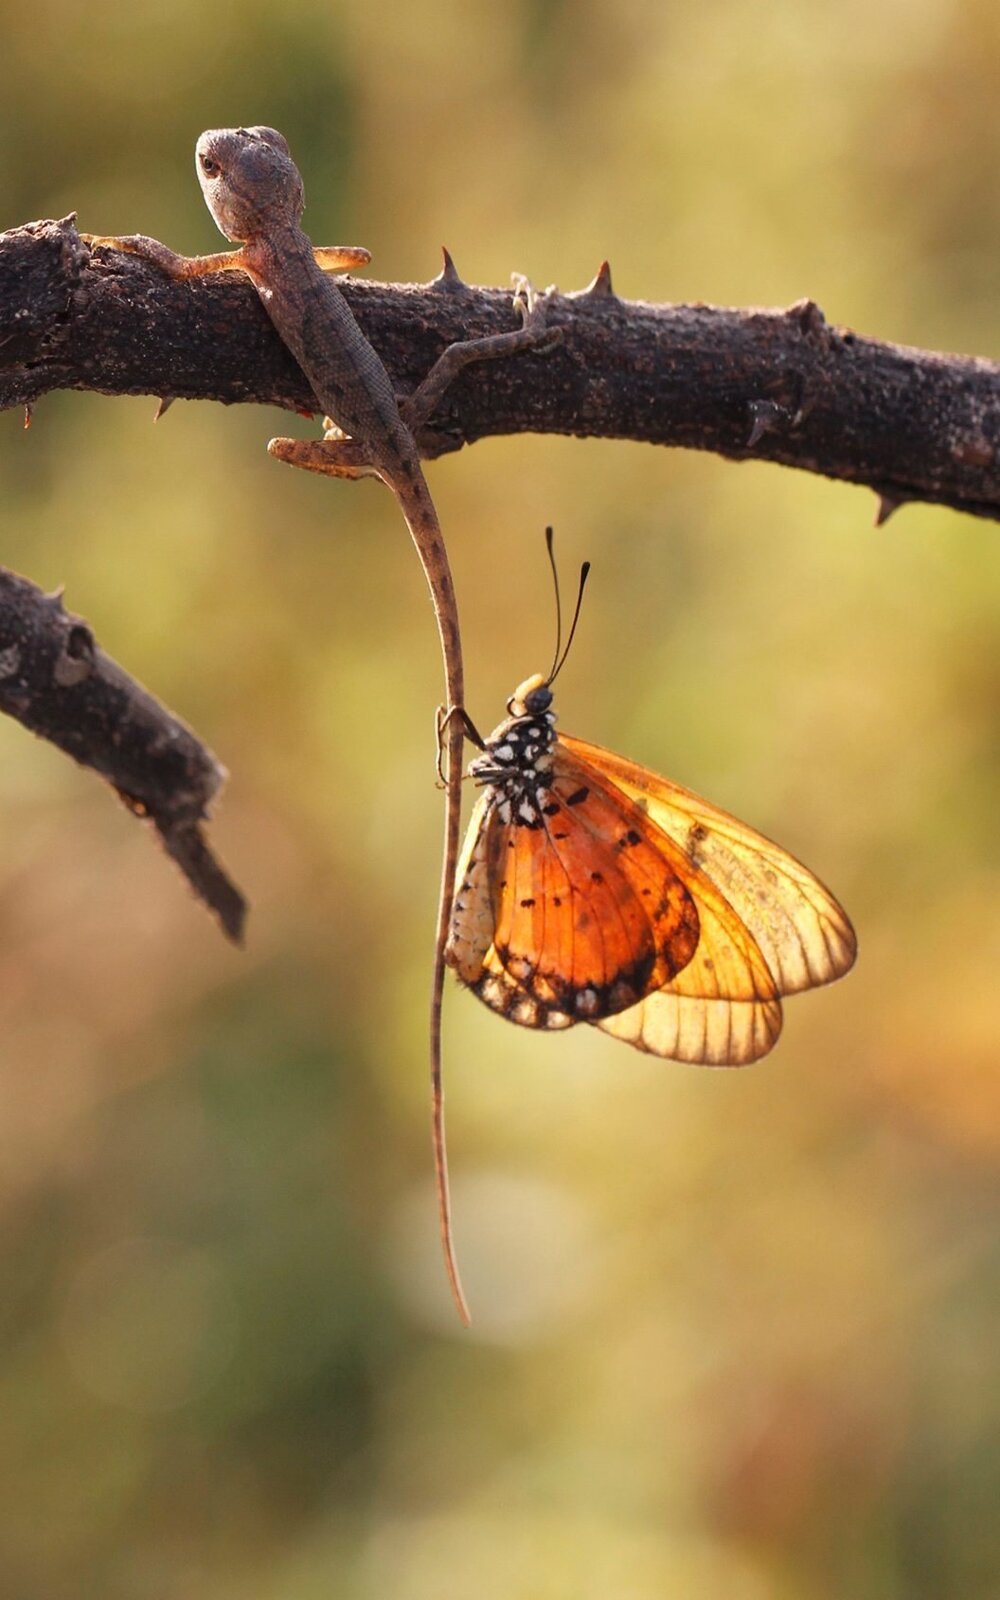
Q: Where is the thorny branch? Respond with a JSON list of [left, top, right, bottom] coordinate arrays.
[[3, 217, 999, 522], [1, 214, 998, 937]]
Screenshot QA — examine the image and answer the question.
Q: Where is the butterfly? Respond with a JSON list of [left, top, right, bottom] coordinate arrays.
[[431, 537, 855, 1325], [445, 665, 856, 1066]]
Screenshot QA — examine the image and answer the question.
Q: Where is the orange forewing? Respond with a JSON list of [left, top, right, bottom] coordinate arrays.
[[488, 752, 702, 1012]]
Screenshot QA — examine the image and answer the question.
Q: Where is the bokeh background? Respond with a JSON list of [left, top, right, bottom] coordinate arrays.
[[1, 3, 998, 1597]]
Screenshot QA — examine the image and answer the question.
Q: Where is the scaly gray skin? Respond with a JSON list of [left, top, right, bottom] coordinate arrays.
[[90, 125, 470, 1322]]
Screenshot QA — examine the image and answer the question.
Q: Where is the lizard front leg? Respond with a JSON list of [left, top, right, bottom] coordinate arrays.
[[84, 234, 371, 281], [84, 234, 250, 279]]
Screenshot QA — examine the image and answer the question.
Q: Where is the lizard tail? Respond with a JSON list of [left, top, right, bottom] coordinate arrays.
[[398, 470, 471, 1326], [431, 707, 471, 1326]]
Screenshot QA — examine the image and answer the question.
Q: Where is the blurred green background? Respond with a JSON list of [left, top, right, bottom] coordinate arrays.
[[1, 2, 998, 1597]]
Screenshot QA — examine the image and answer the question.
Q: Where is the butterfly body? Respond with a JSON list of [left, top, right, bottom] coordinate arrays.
[[446, 674, 856, 1065], [463, 673, 559, 830]]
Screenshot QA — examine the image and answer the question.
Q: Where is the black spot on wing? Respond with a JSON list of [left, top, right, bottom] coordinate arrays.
[[616, 828, 642, 850]]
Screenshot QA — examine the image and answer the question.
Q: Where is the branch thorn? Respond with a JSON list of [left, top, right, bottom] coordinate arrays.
[[433, 247, 465, 290], [154, 396, 175, 421], [787, 297, 826, 334], [584, 260, 615, 298], [746, 399, 787, 449], [874, 490, 907, 526], [786, 297, 841, 354]]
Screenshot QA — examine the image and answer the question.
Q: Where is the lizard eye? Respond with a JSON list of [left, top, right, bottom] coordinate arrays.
[[200, 156, 220, 178]]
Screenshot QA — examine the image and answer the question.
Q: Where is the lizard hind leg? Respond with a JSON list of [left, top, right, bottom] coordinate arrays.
[[266, 437, 380, 480], [399, 279, 563, 438]]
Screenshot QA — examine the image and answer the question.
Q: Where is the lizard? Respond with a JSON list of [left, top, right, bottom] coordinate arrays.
[[87, 125, 560, 1324]]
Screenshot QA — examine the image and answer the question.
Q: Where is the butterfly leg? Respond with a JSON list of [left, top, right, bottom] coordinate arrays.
[[435, 703, 486, 786], [400, 277, 563, 441]]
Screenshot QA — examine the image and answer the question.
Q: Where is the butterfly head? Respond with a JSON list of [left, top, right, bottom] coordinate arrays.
[[469, 673, 559, 806], [507, 673, 553, 718]]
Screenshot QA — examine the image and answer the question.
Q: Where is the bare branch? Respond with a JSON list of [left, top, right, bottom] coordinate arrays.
[[1, 217, 998, 522], [0, 565, 246, 941]]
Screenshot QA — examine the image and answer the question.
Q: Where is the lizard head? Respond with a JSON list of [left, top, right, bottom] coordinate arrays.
[[194, 127, 305, 242]]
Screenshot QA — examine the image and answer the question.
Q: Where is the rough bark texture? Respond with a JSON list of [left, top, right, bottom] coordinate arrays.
[[1, 217, 999, 522], [0, 566, 245, 941]]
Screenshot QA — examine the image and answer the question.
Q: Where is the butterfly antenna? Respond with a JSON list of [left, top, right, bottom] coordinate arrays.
[[544, 526, 563, 684], [544, 527, 591, 686], [549, 558, 591, 688]]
